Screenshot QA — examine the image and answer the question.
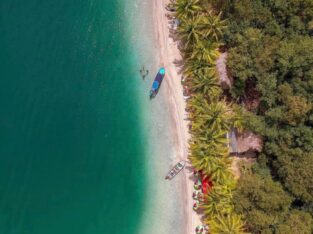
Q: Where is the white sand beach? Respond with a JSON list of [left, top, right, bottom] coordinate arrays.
[[152, 0, 203, 233], [127, 0, 203, 232]]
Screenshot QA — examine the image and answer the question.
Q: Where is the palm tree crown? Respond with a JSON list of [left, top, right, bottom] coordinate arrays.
[[206, 213, 248, 234], [204, 11, 227, 41], [174, 0, 202, 19]]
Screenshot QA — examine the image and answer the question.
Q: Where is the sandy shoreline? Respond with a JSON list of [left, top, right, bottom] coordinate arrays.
[[152, 0, 202, 233]]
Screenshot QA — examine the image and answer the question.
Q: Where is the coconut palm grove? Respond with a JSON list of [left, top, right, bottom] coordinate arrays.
[[173, 0, 313, 233]]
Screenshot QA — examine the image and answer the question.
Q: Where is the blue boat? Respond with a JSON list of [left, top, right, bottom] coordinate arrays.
[[150, 67, 165, 99]]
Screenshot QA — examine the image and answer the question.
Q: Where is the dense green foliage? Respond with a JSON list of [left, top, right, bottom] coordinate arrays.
[[234, 163, 313, 233], [210, 0, 313, 232], [173, 0, 247, 233]]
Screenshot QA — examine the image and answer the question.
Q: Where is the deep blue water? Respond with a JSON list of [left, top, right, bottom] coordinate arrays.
[[0, 0, 146, 233]]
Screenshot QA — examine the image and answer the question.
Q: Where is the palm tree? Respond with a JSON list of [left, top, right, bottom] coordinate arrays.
[[174, 0, 202, 19], [198, 126, 228, 147], [212, 183, 235, 199], [190, 138, 228, 157], [206, 213, 248, 234], [183, 58, 216, 78], [210, 161, 233, 185], [201, 185, 234, 217], [188, 40, 221, 63], [177, 15, 206, 49], [184, 69, 219, 96], [201, 193, 222, 217], [183, 62, 221, 102], [230, 104, 245, 131], [190, 150, 233, 186], [187, 96, 233, 129], [186, 93, 207, 118], [190, 76, 220, 95], [187, 67, 218, 83], [204, 11, 227, 41], [189, 148, 228, 175], [201, 101, 234, 131]]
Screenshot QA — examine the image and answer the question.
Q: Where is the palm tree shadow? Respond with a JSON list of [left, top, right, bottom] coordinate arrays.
[[173, 58, 185, 75], [185, 164, 198, 181], [168, 28, 180, 42]]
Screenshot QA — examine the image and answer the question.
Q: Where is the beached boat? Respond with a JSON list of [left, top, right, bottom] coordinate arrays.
[[150, 67, 165, 99], [165, 161, 185, 180]]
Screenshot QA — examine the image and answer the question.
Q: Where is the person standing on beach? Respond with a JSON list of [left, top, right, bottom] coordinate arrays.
[[140, 65, 149, 80]]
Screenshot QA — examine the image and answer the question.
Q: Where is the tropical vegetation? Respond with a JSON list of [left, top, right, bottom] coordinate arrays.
[[208, 0, 313, 233], [173, 0, 247, 233], [173, 0, 313, 233]]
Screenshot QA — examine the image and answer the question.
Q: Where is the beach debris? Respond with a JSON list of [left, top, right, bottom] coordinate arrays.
[[195, 225, 204, 234], [139, 65, 149, 80], [165, 3, 175, 12], [197, 192, 204, 202], [194, 170, 213, 195], [193, 200, 200, 211], [193, 170, 200, 177], [169, 18, 180, 30], [194, 178, 202, 190], [183, 86, 191, 100], [165, 160, 185, 180], [192, 190, 200, 200], [165, 13, 174, 19]]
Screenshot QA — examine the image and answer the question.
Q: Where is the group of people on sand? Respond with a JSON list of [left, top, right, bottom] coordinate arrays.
[[139, 65, 149, 80]]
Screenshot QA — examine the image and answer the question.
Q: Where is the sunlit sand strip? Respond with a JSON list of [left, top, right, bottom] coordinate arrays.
[[152, 0, 203, 233]]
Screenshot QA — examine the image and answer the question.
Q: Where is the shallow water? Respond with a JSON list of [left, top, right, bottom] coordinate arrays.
[[126, 1, 185, 233]]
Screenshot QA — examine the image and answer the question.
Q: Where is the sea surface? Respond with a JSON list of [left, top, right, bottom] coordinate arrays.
[[0, 0, 185, 233], [0, 0, 148, 233]]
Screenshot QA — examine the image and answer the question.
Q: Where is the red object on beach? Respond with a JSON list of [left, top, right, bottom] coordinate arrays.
[[199, 171, 213, 194]]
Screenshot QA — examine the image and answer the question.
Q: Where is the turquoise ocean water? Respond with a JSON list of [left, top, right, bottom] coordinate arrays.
[[0, 0, 148, 233]]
